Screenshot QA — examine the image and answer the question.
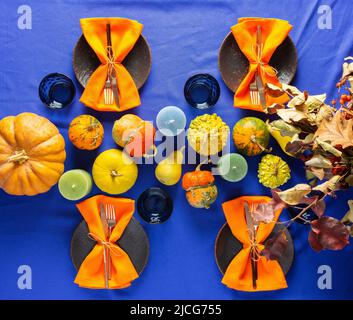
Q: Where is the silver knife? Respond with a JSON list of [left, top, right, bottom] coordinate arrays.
[[244, 201, 257, 289], [100, 202, 109, 289]]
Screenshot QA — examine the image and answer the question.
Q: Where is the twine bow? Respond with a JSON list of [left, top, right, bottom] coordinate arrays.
[[106, 44, 116, 79], [251, 43, 278, 78], [247, 231, 261, 263], [88, 232, 123, 257]]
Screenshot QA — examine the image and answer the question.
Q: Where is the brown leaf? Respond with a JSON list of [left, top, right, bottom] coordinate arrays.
[[252, 203, 275, 224], [312, 175, 341, 194], [262, 230, 288, 261], [277, 184, 312, 205], [311, 199, 326, 218], [314, 112, 353, 149], [266, 83, 285, 98], [308, 167, 325, 180], [309, 216, 350, 252], [341, 200, 353, 224], [281, 84, 302, 96]]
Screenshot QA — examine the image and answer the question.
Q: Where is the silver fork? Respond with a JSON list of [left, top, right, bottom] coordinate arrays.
[[249, 78, 260, 105], [105, 203, 116, 280], [103, 75, 114, 105]]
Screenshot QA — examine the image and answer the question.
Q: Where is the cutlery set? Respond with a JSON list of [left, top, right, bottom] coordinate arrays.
[[104, 23, 120, 108], [244, 201, 258, 289], [249, 26, 266, 110], [99, 202, 117, 288]]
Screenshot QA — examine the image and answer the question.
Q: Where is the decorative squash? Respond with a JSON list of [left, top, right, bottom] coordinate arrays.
[[188, 114, 229, 156], [0, 112, 66, 196], [232, 117, 270, 156], [68, 115, 104, 150], [182, 163, 218, 209], [92, 149, 138, 194], [112, 114, 156, 158]]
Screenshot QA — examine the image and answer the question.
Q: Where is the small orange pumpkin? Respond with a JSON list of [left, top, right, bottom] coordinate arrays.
[[182, 163, 218, 209], [68, 115, 104, 150], [112, 114, 156, 158]]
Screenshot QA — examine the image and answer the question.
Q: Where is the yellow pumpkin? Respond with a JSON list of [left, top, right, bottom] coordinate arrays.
[[0, 112, 66, 196], [92, 149, 138, 194]]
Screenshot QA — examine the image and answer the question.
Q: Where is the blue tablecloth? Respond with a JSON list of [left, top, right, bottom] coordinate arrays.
[[1, 0, 353, 300]]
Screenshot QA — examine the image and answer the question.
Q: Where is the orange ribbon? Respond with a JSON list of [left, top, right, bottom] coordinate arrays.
[[221, 196, 287, 292], [74, 195, 139, 289], [79, 17, 143, 112], [231, 18, 293, 112]]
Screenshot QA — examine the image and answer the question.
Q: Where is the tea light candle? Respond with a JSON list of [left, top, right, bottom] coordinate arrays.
[[58, 169, 92, 201], [217, 153, 248, 182], [156, 106, 186, 136]]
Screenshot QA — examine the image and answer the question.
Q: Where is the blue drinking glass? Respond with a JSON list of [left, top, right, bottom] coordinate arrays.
[[137, 187, 173, 224], [184, 73, 220, 109], [39, 73, 76, 109]]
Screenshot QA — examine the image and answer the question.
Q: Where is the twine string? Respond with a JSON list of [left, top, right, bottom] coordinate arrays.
[[251, 43, 278, 78], [88, 232, 122, 257]]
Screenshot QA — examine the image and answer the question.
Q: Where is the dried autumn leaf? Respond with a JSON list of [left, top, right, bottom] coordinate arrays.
[[312, 175, 341, 194], [316, 104, 335, 124], [308, 167, 325, 180], [309, 216, 349, 252], [311, 199, 326, 218], [268, 120, 301, 137], [266, 103, 285, 114], [341, 200, 353, 224], [305, 94, 326, 112], [282, 83, 302, 96], [277, 184, 312, 205], [266, 83, 285, 98], [288, 91, 308, 109], [314, 112, 353, 149], [262, 230, 288, 261], [252, 191, 287, 225], [305, 154, 332, 169], [252, 203, 275, 224], [277, 108, 307, 123], [314, 138, 342, 157]]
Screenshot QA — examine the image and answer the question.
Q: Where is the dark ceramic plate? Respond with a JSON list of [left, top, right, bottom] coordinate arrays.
[[218, 32, 297, 93], [215, 223, 294, 275], [137, 187, 173, 224], [71, 217, 149, 274], [73, 34, 152, 89]]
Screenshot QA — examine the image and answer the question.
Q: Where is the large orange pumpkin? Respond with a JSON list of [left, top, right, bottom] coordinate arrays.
[[68, 115, 104, 150], [0, 113, 66, 196], [112, 114, 156, 158]]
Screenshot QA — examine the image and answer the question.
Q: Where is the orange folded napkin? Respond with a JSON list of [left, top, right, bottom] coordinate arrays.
[[231, 17, 292, 112], [221, 196, 287, 292], [74, 195, 139, 289], [79, 17, 143, 112]]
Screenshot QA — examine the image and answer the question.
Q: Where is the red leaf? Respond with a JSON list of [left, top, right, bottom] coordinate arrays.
[[311, 199, 326, 218], [309, 216, 350, 252], [252, 203, 275, 224], [252, 190, 286, 224], [262, 230, 288, 261]]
